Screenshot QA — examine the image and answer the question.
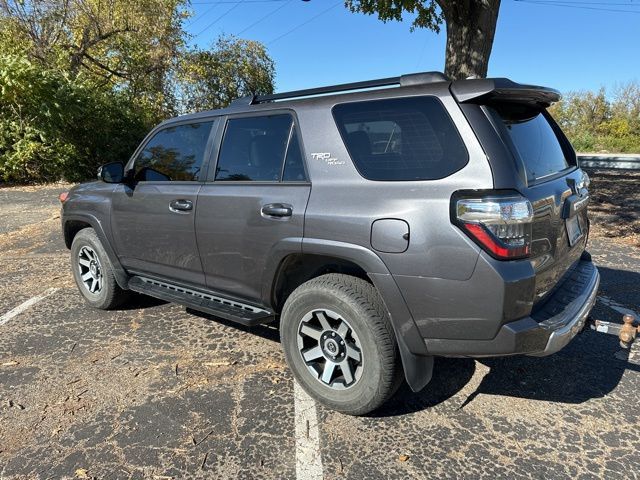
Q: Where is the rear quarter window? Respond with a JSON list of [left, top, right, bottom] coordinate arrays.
[[332, 97, 468, 181]]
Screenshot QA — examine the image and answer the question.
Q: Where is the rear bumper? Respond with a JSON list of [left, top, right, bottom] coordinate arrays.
[[422, 258, 599, 357], [529, 259, 599, 356]]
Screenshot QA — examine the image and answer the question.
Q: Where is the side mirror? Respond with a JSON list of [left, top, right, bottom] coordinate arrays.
[[98, 162, 125, 183]]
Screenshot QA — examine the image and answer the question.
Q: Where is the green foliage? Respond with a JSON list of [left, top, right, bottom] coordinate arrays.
[[345, 0, 442, 32], [178, 36, 275, 113], [0, 54, 148, 182], [1, 0, 189, 117], [549, 82, 640, 153], [0, 0, 275, 183]]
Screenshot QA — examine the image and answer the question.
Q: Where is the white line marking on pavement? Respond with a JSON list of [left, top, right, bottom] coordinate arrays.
[[293, 381, 324, 480], [0, 288, 59, 326], [598, 295, 639, 318]]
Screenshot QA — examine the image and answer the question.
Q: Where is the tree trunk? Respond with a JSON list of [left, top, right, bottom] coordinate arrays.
[[439, 0, 501, 80]]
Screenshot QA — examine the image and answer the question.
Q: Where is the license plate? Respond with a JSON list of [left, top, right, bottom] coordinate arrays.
[[566, 215, 583, 246]]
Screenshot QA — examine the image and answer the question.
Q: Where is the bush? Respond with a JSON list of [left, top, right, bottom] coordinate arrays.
[[549, 83, 640, 154], [0, 54, 150, 183]]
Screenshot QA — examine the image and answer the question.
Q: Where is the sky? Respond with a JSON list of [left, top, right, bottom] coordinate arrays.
[[184, 0, 640, 95]]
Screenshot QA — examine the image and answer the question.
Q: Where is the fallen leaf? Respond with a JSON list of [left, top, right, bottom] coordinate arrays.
[[7, 400, 25, 410], [203, 361, 233, 367], [398, 454, 409, 462], [75, 468, 89, 479]]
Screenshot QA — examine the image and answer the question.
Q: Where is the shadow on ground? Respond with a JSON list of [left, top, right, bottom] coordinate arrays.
[[111, 265, 639, 419], [374, 264, 639, 417]]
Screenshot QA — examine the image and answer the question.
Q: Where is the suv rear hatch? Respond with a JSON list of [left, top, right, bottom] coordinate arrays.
[[452, 79, 590, 305]]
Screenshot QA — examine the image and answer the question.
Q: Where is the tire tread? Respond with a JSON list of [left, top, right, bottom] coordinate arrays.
[[71, 228, 128, 310], [282, 273, 401, 415]]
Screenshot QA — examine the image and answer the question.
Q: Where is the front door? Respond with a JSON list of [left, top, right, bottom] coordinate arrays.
[[196, 112, 310, 304], [111, 120, 216, 286]]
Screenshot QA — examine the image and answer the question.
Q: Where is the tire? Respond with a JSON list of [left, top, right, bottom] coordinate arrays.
[[70, 228, 128, 310], [280, 273, 402, 415]]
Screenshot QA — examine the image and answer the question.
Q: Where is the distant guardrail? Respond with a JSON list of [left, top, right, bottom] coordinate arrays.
[[577, 154, 640, 171]]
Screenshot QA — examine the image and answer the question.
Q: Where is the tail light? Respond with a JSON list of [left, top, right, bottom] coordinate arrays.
[[453, 192, 534, 260], [58, 191, 69, 203]]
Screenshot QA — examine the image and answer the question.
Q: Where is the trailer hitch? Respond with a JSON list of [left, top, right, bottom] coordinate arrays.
[[589, 314, 639, 349]]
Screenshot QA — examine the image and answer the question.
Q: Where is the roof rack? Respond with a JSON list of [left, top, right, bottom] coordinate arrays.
[[231, 71, 449, 106]]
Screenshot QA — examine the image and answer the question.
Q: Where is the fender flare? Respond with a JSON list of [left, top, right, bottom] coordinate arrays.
[[62, 213, 129, 289], [268, 237, 434, 392]]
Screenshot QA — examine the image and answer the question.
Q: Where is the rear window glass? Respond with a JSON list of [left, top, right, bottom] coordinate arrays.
[[332, 97, 468, 181], [491, 105, 570, 182]]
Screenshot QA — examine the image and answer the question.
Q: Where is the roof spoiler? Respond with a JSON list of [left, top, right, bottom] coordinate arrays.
[[450, 78, 561, 108]]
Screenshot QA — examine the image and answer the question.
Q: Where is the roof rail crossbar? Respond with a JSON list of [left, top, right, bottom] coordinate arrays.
[[253, 71, 448, 104]]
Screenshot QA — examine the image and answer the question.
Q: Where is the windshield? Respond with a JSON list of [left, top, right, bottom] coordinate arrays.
[[491, 104, 572, 182]]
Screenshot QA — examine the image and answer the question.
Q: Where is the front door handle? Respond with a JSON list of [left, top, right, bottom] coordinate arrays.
[[261, 203, 292, 218], [169, 199, 193, 213]]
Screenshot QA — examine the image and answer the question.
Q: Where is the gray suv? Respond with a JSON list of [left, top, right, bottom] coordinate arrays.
[[60, 72, 599, 415]]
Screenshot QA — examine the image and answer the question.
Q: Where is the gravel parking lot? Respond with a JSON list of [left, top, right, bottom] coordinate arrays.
[[1, 172, 639, 480]]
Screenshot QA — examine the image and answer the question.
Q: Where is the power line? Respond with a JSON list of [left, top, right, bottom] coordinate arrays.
[[192, 1, 282, 3], [188, 4, 220, 26], [236, 0, 295, 36], [267, 1, 341, 45], [194, 0, 245, 38], [516, 0, 640, 4], [514, 0, 640, 13]]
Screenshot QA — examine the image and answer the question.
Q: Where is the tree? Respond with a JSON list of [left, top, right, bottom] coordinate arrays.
[[345, 0, 501, 80], [178, 36, 275, 113], [548, 83, 640, 153], [550, 89, 610, 135], [0, 0, 189, 117], [0, 3, 277, 182], [0, 54, 149, 182]]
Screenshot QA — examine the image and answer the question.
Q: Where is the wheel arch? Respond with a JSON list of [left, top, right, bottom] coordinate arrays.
[[63, 213, 129, 289], [270, 253, 369, 313], [266, 237, 434, 392]]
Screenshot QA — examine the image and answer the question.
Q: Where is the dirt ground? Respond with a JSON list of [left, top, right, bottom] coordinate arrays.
[[586, 169, 640, 248], [0, 174, 639, 479]]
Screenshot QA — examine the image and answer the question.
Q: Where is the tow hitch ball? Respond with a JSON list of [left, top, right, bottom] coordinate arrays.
[[589, 314, 639, 349]]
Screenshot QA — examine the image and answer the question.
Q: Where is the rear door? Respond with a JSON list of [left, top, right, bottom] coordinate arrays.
[[488, 104, 589, 302], [111, 120, 216, 286], [196, 112, 310, 304]]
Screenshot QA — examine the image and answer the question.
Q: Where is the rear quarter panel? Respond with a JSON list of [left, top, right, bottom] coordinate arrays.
[[295, 85, 494, 281]]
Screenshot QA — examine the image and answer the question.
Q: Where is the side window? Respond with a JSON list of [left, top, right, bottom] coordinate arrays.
[[333, 97, 468, 181], [215, 114, 295, 182], [134, 121, 213, 182]]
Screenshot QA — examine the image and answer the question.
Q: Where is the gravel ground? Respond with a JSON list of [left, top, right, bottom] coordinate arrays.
[[0, 176, 639, 480], [586, 169, 640, 248]]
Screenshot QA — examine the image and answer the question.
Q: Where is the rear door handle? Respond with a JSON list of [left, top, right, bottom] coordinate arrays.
[[261, 203, 292, 218], [169, 199, 193, 213]]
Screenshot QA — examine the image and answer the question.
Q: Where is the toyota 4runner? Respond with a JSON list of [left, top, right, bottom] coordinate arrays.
[[60, 72, 599, 415]]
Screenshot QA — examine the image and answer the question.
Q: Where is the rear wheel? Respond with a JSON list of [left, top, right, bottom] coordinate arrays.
[[280, 274, 402, 415], [70, 228, 128, 309]]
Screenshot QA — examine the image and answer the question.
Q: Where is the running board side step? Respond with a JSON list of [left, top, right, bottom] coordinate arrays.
[[128, 276, 275, 327]]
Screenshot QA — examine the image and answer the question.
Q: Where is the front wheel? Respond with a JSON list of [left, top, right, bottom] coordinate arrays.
[[280, 274, 402, 415], [70, 228, 128, 310]]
